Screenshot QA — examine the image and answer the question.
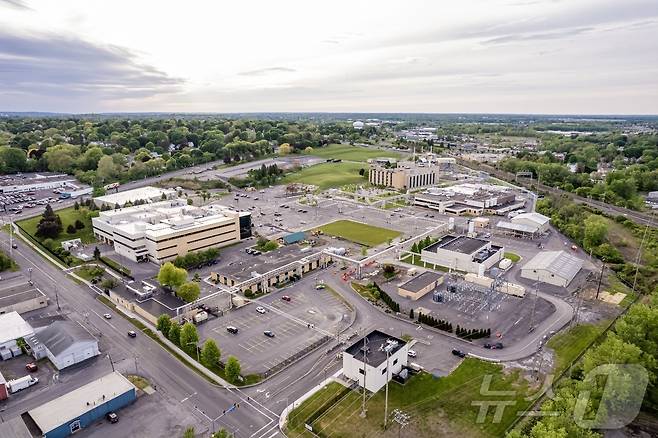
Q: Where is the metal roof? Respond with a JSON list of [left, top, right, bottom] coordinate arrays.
[[496, 221, 538, 233], [512, 212, 550, 226], [522, 251, 583, 283], [0, 311, 34, 345], [282, 231, 305, 244], [30, 321, 97, 357], [27, 372, 135, 434]]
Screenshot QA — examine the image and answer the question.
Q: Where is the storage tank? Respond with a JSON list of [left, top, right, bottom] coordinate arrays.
[[499, 258, 512, 270]]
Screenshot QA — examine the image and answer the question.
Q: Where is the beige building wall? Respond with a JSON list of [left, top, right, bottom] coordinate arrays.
[[397, 276, 444, 300]]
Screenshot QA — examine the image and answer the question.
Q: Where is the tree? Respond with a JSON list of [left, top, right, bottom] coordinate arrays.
[[179, 322, 199, 356], [201, 339, 221, 368], [74, 219, 85, 229], [96, 155, 119, 181], [168, 322, 181, 345], [614, 303, 658, 361], [583, 215, 607, 250], [182, 427, 195, 438], [156, 314, 172, 334], [278, 143, 293, 155], [66, 224, 76, 234], [225, 356, 241, 383], [93, 246, 101, 260], [74, 201, 80, 210], [211, 430, 232, 438], [158, 262, 187, 290], [36, 204, 62, 238], [409, 308, 415, 320], [177, 282, 201, 303]]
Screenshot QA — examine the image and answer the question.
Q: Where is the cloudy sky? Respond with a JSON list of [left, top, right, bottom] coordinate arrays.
[[1, 0, 657, 114]]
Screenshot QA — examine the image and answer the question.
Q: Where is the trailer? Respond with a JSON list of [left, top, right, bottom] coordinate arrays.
[[7, 375, 38, 393]]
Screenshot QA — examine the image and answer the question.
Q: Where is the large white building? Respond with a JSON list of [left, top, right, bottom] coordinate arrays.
[[25, 321, 100, 370], [94, 186, 177, 208], [92, 198, 251, 264], [0, 311, 34, 353], [521, 250, 584, 287], [420, 234, 504, 274], [343, 330, 409, 393], [414, 183, 525, 216]]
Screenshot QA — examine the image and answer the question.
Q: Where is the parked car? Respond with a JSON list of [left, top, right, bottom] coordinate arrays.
[[281, 295, 291, 302], [127, 330, 137, 338], [451, 349, 466, 358], [12, 243, 18, 249], [263, 330, 275, 338], [25, 362, 38, 372], [226, 326, 239, 334], [256, 306, 266, 314], [103, 313, 112, 319], [407, 350, 417, 358], [106, 412, 119, 423], [315, 284, 326, 290]]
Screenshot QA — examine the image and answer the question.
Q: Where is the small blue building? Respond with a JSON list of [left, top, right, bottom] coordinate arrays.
[[281, 231, 305, 245], [24, 372, 136, 438]]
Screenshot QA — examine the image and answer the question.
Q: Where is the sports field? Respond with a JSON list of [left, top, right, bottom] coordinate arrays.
[[281, 162, 367, 190], [305, 143, 401, 162], [317, 220, 400, 246]]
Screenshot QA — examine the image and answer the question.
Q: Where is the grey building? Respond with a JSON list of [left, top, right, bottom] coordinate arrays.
[[25, 321, 99, 370]]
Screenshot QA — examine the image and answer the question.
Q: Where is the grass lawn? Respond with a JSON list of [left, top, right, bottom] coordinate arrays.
[[546, 321, 609, 375], [292, 359, 534, 438], [318, 220, 400, 247], [504, 252, 521, 263], [281, 162, 368, 190], [17, 206, 97, 246], [305, 144, 401, 162], [286, 382, 348, 435], [400, 253, 449, 272]]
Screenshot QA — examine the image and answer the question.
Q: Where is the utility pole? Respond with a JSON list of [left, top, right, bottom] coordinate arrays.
[[107, 353, 115, 372], [596, 260, 606, 300], [9, 214, 13, 257], [632, 210, 653, 293], [55, 286, 61, 311]]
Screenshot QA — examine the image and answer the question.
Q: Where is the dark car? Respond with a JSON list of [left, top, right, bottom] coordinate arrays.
[[451, 349, 466, 358], [281, 295, 291, 302], [264, 330, 275, 338], [226, 326, 239, 334], [127, 330, 137, 338], [26, 362, 38, 372], [106, 412, 119, 423], [484, 342, 504, 350]]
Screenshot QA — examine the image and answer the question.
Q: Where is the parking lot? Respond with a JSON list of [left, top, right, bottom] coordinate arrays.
[[198, 274, 354, 375], [0, 172, 89, 216]]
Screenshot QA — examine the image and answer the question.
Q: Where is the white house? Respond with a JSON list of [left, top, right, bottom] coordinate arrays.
[[342, 330, 409, 393]]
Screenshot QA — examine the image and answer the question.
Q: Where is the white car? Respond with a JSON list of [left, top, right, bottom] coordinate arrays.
[[407, 350, 417, 358], [103, 313, 112, 319], [256, 306, 266, 314]]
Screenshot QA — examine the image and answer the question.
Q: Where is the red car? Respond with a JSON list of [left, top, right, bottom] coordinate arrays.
[[26, 362, 38, 372], [281, 295, 291, 302]]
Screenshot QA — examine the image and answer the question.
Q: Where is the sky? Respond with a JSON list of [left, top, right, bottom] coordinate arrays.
[[1, 0, 657, 114]]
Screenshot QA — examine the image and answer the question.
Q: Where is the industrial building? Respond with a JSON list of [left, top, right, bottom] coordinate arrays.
[[369, 163, 440, 190], [420, 234, 504, 274], [521, 250, 584, 287], [93, 186, 177, 208], [0, 311, 34, 359], [413, 183, 525, 216], [497, 212, 551, 237], [92, 198, 251, 264], [397, 271, 444, 300], [22, 372, 136, 438], [25, 321, 100, 370], [0, 277, 49, 315], [343, 330, 409, 393]]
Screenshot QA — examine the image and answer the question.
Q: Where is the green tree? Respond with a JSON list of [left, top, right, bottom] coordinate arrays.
[[0, 146, 28, 173], [168, 322, 181, 346], [225, 356, 241, 383], [201, 339, 221, 368], [582, 215, 607, 250], [177, 282, 200, 303], [156, 314, 172, 334], [93, 246, 101, 260], [36, 204, 63, 238], [158, 262, 187, 290], [211, 429, 232, 438], [179, 322, 199, 356], [97, 155, 119, 181], [614, 303, 658, 361], [182, 426, 195, 438]]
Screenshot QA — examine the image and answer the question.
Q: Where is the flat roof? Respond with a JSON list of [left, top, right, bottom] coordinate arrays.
[[0, 417, 31, 438], [0, 311, 34, 345], [94, 186, 176, 205], [27, 372, 135, 434], [345, 330, 407, 368], [398, 271, 443, 293], [425, 234, 488, 255], [0, 281, 46, 308], [219, 244, 307, 282]]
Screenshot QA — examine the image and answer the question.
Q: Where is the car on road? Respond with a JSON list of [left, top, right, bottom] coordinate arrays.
[[26, 362, 38, 372], [103, 313, 112, 319], [407, 350, 417, 358], [315, 284, 325, 290], [226, 326, 239, 334], [281, 295, 291, 302], [484, 342, 504, 349], [263, 330, 275, 337], [12, 243, 18, 249], [106, 412, 119, 423], [451, 349, 466, 358], [127, 330, 137, 338], [256, 306, 266, 314]]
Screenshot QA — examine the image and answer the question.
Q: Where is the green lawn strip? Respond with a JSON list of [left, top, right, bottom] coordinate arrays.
[[281, 162, 368, 190], [305, 144, 401, 162], [310, 360, 533, 438], [351, 282, 377, 300], [400, 254, 449, 272], [96, 295, 259, 386], [74, 265, 104, 281], [546, 321, 610, 375], [503, 252, 521, 262], [318, 220, 400, 247], [127, 375, 150, 390], [285, 382, 349, 435], [17, 206, 97, 246]]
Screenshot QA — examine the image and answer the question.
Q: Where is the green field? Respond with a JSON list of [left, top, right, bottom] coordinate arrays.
[[281, 162, 368, 190], [318, 220, 401, 247], [287, 359, 534, 438], [503, 252, 521, 262], [546, 321, 609, 374], [305, 143, 401, 162], [17, 206, 97, 246]]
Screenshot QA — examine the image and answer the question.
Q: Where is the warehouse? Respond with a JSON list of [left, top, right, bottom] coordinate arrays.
[[521, 250, 583, 287], [22, 372, 136, 438], [511, 212, 550, 233], [0, 311, 34, 358], [420, 234, 504, 274], [0, 278, 49, 315], [398, 271, 444, 300], [25, 321, 100, 370], [93, 186, 176, 208], [343, 330, 409, 393]]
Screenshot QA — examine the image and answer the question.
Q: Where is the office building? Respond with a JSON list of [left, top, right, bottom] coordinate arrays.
[[369, 163, 440, 190], [420, 234, 504, 274]]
